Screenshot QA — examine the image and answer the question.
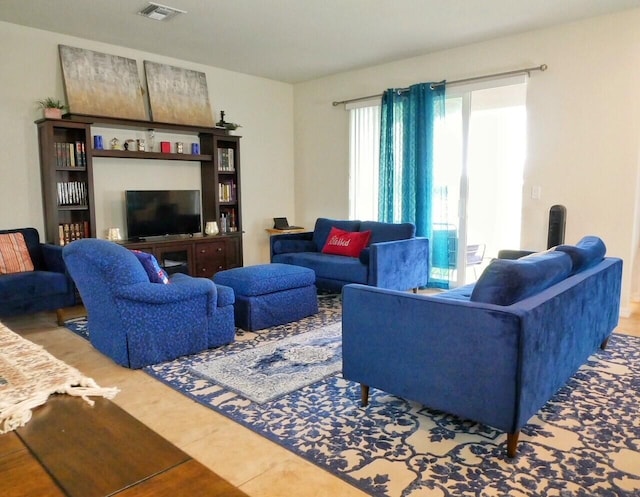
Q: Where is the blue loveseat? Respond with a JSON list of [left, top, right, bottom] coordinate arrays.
[[342, 236, 622, 457], [0, 227, 76, 317], [270, 218, 430, 292]]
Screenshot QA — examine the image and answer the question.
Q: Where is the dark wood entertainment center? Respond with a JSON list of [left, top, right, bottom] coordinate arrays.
[[36, 115, 243, 277]]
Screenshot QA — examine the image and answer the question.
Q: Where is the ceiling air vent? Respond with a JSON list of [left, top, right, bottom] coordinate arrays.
[[138, 2, 186, 21]]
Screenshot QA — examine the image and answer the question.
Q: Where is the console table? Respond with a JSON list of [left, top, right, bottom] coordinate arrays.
[[0, 396, 248, 497]]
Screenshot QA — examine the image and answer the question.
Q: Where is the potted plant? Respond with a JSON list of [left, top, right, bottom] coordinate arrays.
[[37, 98, 67, 119]]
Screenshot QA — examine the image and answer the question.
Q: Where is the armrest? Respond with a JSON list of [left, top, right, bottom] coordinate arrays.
[[270, 231, 315, 260], [368, 237, 430, 290], [114, 278, 216, 305], [41, 243, 67, 273]]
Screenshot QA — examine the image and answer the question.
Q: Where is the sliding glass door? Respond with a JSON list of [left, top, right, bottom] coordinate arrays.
[[434, 77, 527, 286]]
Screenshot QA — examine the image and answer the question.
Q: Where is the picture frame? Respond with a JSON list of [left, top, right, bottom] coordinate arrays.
[[143, 61, 214, 126], [58, 45, 147, 120]]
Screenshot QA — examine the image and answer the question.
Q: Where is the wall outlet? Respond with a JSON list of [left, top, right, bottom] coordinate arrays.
[[531, 186, 542, 199]]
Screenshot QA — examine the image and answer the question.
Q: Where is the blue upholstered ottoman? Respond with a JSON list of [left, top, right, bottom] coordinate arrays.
[[212, 263, 318, 331]]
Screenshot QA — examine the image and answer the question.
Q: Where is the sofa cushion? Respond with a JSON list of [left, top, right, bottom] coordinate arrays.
[[272, 252, 368, 284], [321, 227, 371, 257], [359, 221, 415, 243], [0, 232, 34, 274], [431, 283, 475, 302], [271, 238, 316, 255], [0, 270, 70, 301], [312, 218, 360, 252], [554, 236, 606, 274], [470, 251, 572, 306], [130, 250, 169, 284]]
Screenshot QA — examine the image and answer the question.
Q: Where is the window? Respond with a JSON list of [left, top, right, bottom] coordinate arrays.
[[348, 77, 527, 285], [348, 100, 380, 221]]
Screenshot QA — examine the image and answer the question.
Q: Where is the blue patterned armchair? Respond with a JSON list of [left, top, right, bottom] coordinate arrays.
[[63, 238, 235, 368]]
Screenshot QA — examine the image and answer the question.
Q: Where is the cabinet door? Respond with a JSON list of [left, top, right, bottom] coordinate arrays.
[[194, 241, 227, 278], [223, 236, 242, 269], [155, 244, 193, 276]]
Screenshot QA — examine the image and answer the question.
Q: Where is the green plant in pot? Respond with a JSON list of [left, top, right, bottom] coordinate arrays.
[[37, 98, 67, 119]]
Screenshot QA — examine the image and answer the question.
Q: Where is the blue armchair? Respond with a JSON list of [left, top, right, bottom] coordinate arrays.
[[63, 239, 235, 368], [0, 227, 76, 317]]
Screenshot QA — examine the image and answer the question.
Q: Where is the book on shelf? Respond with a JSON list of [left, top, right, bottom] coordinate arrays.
[[58, 221, 90, 246], [53, 141, 86, 168], [75, 141, 86, 167], [218, 181, 235, 202], [56, 181, 88, 206], [217, 147, 235, 172]]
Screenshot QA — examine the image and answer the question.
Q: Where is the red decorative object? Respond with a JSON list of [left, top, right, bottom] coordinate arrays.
[[160, 141, 171, 153], [321, 227, 371, 258]]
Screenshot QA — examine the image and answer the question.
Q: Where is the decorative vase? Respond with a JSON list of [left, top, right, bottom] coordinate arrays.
[[44, 108, 62, 119], [205, 221, 219, 236]]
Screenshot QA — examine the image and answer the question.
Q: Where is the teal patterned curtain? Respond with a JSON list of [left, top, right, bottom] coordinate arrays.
[[379, 82, 448, 287]]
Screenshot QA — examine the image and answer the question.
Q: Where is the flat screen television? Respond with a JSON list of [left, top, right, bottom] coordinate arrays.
[[125, 190, 201, 240]]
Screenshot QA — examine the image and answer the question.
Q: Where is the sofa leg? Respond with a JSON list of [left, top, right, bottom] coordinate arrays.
[[360, 384, 370, 407], [56, 309, 65, 326], [506, 431, 520, 458], [412, 288, 418, 294], [600, 337, 609, 350]]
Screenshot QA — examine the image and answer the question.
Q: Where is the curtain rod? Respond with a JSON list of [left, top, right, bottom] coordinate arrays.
[[331, 64, 548, 106]]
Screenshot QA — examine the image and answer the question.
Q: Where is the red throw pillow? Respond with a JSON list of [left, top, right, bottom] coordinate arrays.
[[321, 227, 371, 258], [0, 232, 34, 274]]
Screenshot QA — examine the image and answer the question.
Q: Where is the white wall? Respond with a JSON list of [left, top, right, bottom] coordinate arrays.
[[293, 9, 640, 314], [0, 21, 295, 265]]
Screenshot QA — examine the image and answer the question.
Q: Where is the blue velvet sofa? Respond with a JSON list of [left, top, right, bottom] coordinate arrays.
[[0, 227, 76, 317], [270, 218, 430, 292], [342, 236, 622, 457], [63, 239, 236, 368]]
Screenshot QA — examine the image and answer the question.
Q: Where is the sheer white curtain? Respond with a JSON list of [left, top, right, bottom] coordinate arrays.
[[348, 100, 380, 221]]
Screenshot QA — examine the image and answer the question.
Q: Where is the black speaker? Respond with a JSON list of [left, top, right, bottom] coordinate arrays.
[[547, 205, 566, 249]]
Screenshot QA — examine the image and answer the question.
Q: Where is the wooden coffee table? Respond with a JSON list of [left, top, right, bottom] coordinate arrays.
[[0, 396, 248, 497]]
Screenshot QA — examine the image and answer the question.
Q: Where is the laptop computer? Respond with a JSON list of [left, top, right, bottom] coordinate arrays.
[[273, 217, 303, 230]]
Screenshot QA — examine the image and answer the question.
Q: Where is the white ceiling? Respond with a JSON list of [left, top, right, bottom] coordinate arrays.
[[1, 0, 638, 83]]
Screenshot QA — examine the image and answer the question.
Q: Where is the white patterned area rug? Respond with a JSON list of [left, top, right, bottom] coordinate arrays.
[[74, 295, 640, 496], [189, 322, 341, 404], [0, 321, 119, 434]]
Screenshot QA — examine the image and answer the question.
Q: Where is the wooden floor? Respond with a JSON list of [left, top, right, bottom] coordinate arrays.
[[1, 303, 638, 496]]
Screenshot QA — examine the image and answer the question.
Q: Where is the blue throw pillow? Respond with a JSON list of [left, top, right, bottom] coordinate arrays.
[[554, 236, 606, 274], [130, 250, 169, 284], [470, 251, 572, 306]]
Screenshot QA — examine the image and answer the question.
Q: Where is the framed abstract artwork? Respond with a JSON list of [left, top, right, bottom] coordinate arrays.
[[58, 45, 147, 120], [143, 61, 214, 126]]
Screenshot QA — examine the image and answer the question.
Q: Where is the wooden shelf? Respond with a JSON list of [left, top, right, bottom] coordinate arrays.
[[37, 117, 242, 262], [62, 113, 232, 136], [57, 205, 89, 211], [92, 149, 212, 161]]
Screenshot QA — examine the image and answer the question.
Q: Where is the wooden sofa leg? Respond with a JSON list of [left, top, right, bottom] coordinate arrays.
[[56, 308, 65, 326], [600, 337, 610, 350], [506, 431, 520, 458], [360, 384, 370, 407]]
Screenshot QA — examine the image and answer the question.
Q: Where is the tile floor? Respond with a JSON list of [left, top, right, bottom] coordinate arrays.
[[3, 302, 638, 496]]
